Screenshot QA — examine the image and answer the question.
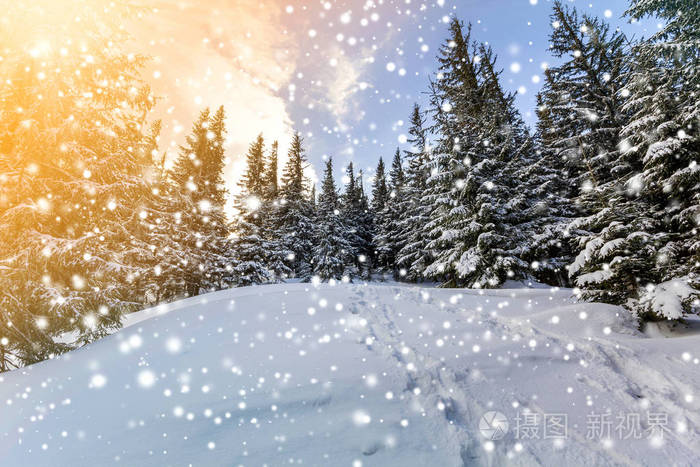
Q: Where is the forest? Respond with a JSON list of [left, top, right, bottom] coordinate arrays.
[[0, 0, 698, 371]]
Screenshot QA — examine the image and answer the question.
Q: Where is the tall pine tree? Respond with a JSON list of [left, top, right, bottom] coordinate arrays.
[[341, 162, 374, 278], [231, 134, 276, 285], [375, 149, 405, 276], [259, 140, 292, 280], [170, 106, 232, 294], [370, 158, 389, 275], [312, 158, 353, 280], [421, 20, 533, 287], [569, 0, 699, 319], [396, 104, 432, 280], [278, 133, 315, 280], [537, 2, 633, 292], [0, 0, 159, 368]]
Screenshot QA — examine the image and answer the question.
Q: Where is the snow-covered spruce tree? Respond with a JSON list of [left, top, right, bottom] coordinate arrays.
[[568, 0, 699, 320], [127, 120, 193, 304], [623, 0, 699, 318], [341, 163, 372, 277], [278, 133, 315, 280], [310, 185, 317, 208], [465, 46, 537, 287], [340, 162, 362, 261], [538, 1, 636, 291], [396, 104, 433, 281], [0, 0, 159, 368], [263, 141, 280, 201], [542, 2, 632, 209], [465, 45, 561, 287], [421, 20, 533, 288], [230, 134, 275, 286], [370, 157, 389, 274], [356, 170, 375, 278], [170, 106, 232, 295], [419, 21, 480, 286], [515, 93, 580, 286], [371, 158, 389, 215], [312, 158, 353, 281], [375, 149, 405, 276], [259, 140, 292, 280]]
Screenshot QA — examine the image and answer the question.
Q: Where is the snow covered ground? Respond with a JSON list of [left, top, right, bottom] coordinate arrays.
[[1, 283, 699, 466]]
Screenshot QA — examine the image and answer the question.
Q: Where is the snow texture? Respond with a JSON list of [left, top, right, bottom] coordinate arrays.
[[2, 283, 699, 466]]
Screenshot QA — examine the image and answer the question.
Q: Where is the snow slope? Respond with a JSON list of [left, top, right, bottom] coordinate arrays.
[[1, 283, 699, 466]]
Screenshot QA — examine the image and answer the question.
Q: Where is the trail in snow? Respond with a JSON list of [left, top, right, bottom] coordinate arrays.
[[1, 283, 698, 466]]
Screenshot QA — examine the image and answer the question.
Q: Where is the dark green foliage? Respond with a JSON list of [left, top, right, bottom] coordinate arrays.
[[312, 158, 353, 280], [375, 149, 405, 276], [170, 107, 232, 295], [278, 133, 315, 280]]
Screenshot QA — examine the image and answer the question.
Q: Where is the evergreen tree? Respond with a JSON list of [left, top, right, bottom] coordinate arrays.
[[389, 148, 406, 188], [419, 29, 478, 284], [312, 158, 353, 280], [170, 106, 232, 294], [239, 134, 267, 201], [340, 162, 369, 277], [231, 134, 275, 285], [516, 93, 579, 286], [371, 157, 389, 213], [259, 141, 292, 280], [375, 149, 405, 275], [396, 104, 432, 280], [356, 170, 375, 278], [469, 45, 541, 286], [569, 0, 699, 319], [537, 0, 633, 290], [263, 141, 280, 201], [542, 2, 631, 211], [527, 1, 632, 290], [370, 158, 389, 275], [278, 133, 315, 279], [0, 0, 158, 368], [132, 121, 195, 304], [527, 3, 634, 289], [420, 20, 533, 287]]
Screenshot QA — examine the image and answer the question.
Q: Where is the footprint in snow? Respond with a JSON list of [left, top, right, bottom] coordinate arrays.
[[362, 441, 384, 456]]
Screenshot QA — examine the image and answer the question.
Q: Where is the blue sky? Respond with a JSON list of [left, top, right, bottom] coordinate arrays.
[[281, 0, 659, 181], [134, 0, 660, 196]]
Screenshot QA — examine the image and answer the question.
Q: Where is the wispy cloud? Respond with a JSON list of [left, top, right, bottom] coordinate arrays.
[[128, 0, 300, 203], [323, 44, 373, 130]]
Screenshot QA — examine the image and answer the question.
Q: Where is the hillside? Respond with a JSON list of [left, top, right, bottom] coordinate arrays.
[[1, 283, 699, 466]]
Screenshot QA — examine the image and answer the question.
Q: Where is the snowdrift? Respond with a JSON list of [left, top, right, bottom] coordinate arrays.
[[1, 283, 699, 466]]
